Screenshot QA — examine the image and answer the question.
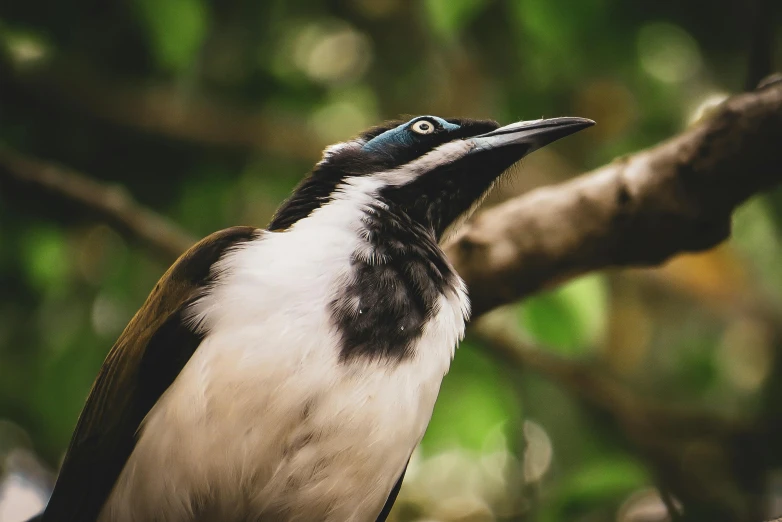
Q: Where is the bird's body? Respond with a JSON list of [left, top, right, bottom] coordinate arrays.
[[36, 115, 592, 522], [102, 180, 467, 521]]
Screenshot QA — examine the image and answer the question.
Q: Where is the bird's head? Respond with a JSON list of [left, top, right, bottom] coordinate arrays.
[[269, 115, 594, 238]]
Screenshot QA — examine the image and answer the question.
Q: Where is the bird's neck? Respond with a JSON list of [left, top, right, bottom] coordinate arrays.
[[295, 180, 468, 363]]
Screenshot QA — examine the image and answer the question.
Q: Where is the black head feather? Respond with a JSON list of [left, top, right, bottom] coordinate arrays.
[[268, 117, 498, 233]]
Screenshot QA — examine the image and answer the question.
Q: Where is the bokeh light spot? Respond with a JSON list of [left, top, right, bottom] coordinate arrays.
[[0, 473, 45, 522], [91, 293, 131, 338], [293, 21, 372, 85], [637, 23, 701, 84], [523, 420, 552, 484], [310, 87, 379, 144], [2, 31, 49, 68]]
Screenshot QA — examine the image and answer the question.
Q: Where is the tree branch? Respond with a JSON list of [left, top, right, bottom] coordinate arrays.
[[0, 145, 196, 260], [445, 80, 782, 317]]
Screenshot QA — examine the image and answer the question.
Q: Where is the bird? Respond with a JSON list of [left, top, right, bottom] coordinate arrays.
[[32, 114, 593, 522]]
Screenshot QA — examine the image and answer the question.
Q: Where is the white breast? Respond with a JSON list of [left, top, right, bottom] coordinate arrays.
[[100, 185, 468, 522]]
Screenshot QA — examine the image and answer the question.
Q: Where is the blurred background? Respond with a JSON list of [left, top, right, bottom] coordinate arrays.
[[1, 0, 782, 521]]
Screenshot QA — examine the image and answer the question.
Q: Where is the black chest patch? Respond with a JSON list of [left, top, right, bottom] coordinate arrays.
[[331, 203, 459, 363]]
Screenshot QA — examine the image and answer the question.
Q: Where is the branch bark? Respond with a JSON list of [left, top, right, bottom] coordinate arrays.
[[445, 80, 782, 317], [0, 145, 196, 260]]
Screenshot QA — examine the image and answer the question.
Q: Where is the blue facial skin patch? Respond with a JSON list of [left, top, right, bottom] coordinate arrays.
[[361, 116, 460, 152]]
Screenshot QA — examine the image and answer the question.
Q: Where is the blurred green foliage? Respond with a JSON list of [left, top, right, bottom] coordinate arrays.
[[520, 275, 608, 355], [1, 0, 781, 520]]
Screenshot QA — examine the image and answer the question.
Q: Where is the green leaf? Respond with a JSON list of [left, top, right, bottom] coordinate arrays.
[[0, 26, 51, 67], [511, 0, 603, 51], [20, 226, 69, 291], [34, 324, 105, 457], [134, 0, 208, 72], [519, 274, 607, 355], [732, 196, 782, 301], [423, 0, 487, 40], [555, 457, 649, 513]]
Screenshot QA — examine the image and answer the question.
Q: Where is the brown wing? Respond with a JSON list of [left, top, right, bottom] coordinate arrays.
[[40, 226, 258, 522]]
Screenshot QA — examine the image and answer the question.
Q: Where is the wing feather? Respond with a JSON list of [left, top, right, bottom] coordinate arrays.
[[40, 226, 258, 522]]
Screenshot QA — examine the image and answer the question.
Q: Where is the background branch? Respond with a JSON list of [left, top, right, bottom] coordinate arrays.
[[0, 145, 196, 260], [1, 56, 324, 158]]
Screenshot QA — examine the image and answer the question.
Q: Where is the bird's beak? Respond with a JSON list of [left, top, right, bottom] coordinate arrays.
[[469, 117, 595, 155]]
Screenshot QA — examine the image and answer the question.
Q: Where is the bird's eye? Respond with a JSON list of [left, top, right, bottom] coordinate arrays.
[[410, 120, 436, 135]]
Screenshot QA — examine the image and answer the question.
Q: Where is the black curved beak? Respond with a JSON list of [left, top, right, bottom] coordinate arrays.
[[469, 117, 595, 155], [389, 116, 594, 240]]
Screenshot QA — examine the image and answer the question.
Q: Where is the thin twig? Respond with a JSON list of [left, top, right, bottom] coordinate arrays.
[[0, 145, 196, 260]]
